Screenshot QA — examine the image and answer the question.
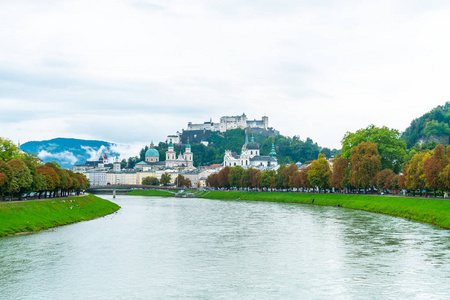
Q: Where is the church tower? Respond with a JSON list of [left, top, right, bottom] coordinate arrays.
[[184, 138, 194, 168], [270, 143, 277, 159], [113, 156, 121, 172], [165, 139, 176, 168]]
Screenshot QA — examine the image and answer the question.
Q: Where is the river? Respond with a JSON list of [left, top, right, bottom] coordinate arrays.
[[1, 195, 449, 299]]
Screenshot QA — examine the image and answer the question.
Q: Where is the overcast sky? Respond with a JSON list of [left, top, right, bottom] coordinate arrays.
[[1, 0, 450, 151]]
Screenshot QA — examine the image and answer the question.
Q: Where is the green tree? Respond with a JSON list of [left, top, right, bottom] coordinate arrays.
[[142, 176, 154, 185], [6, 159, 33, 199], [150, 177, 160, 185], [22, 153, 46, 194], [0, 138, 24, 162], [341, 125, 407, 173], [260, 170, 276, 188], [228, 166, 245, 187], [350, 142, 382, 191], [307, 154, 331, 191], [67, 170, 80, 194], [160, 173, 171, 186], [320, 147, 332, 158]]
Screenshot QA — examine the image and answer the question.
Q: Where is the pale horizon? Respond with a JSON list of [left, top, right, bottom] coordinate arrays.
[[1, 0, 450, 150]]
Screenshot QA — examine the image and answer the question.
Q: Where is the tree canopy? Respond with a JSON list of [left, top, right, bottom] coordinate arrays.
[[341, 125, 407, 173]]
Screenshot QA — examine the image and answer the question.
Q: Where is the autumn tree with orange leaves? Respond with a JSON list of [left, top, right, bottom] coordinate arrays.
[[350, 142, 382, 192]]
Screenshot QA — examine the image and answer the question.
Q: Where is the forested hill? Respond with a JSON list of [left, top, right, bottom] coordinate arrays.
[[133, 129, 339, 168], [402, 102, 450, 148], [20, 138, 119, 169]]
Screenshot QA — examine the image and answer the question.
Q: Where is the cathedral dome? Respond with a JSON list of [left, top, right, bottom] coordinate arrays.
[[145, 148, 159, 157], [247, 135, 259, 150], [247, 142, 259, 150]]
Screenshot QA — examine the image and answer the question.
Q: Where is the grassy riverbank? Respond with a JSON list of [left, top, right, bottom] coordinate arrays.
[[0, 194, 120, 237], [127, 190, 176, 197]]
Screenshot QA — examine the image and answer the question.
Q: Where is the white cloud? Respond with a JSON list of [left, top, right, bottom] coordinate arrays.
[[1, 0, 450, 149], [80, 145, 109, 161], [37, 150, 79, 165]]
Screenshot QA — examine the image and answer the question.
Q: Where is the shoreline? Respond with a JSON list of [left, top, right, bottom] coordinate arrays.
[[127, 190, 450, 229], [0, 194, 120, 237]]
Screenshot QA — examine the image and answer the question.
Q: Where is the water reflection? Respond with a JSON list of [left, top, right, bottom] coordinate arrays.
[[0, 196, 449, 299]]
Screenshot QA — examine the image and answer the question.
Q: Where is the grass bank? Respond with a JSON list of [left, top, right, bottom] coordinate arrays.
[[127, 190, 176, 197], [0, 194, 120, 237], [198, 191, 450, 229]]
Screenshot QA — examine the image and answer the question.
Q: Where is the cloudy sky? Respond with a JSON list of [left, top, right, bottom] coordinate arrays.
[[1, 0, 450, 151]]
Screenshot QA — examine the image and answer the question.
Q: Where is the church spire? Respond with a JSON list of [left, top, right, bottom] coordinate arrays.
[[186, 138, 191, 149], [270, 143, 277, 158]]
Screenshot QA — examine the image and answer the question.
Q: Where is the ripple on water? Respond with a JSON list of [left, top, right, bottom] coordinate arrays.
[[0, 195, 449, 299]]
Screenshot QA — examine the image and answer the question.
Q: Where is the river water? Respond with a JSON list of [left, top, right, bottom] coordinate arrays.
[[1, 195, 449, 299]]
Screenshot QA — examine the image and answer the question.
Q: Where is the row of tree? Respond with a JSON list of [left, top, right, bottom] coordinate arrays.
[[0, 138, 89, 200], [142, 173, 192, 188], [206, 134, 450, 196], [403, 144, 450, 196]]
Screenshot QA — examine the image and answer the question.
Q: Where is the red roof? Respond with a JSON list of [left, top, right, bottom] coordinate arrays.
[[104, 154, 108, 159], [205, 164, 222, 169]]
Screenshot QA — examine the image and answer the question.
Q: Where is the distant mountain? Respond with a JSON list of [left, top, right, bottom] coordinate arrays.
[[402, 102, 450, 148], [20, 138, 119, 169]]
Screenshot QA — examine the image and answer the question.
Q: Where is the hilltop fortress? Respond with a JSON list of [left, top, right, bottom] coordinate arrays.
[[188, 114, 269, 132], [168, 113, 279, 144]]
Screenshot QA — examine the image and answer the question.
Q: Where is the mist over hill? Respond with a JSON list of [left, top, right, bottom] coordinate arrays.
[[20, 138, 120, 169]]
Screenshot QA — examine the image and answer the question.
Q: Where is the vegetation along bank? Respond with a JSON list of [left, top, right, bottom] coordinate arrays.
[[130, 190, 450, 229], [0, 194, 120, 237]]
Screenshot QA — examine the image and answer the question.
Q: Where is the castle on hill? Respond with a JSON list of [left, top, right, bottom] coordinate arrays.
[[187, 113, 269, 133], [167, 113, 279, 145]]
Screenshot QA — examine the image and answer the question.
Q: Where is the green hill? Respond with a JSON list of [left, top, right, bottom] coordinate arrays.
[[134, 129, 339, 167], [402, 102, 450, 148]]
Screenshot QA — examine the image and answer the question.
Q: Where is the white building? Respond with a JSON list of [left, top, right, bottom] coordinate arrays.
[[223, 135, 278, 170], [85, 170, 107, 186], [165, 138, 194, 169], [166, 132, 181, 144], [185, 113, 269, 133]]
